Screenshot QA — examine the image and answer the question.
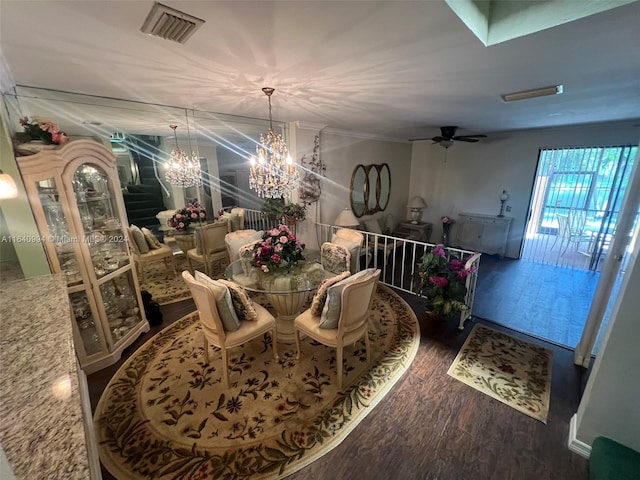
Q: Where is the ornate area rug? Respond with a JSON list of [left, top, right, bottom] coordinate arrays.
[[447, 324, 553, 423], [95, 285, 419, 479], [138, 256, 225, 305]]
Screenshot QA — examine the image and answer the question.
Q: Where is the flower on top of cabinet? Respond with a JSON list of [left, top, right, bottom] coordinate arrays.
[[16, 116, 70, 145]]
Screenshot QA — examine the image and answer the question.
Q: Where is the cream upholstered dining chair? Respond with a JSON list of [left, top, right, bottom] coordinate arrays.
[[230, 207, 245, 230], [127, 226, 176, 282], [332, 228, 364, 273], [187, 222, 229, 276], [225, 229, 262, 263], [294, 268, 380, 389], [182, 271, 278, 387], [320, 242, 352, 277]]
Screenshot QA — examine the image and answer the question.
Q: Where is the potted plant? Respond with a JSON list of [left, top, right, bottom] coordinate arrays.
[[416, 243, 476, 321], [260, 198, 285, 226], [282, 202, 306, 224]]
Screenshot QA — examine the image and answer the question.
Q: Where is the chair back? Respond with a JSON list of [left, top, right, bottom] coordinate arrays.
[[332, 228, 364, 273], [337, 269, 380, 337], [182, 271, 226, 343], [199, 222, 229, 256], [230, 208, 246, 230], [321, 242, 351, 274], [568, 209, 587, 235], [225, 229, 260, 262], [556, 213, 571, 239]]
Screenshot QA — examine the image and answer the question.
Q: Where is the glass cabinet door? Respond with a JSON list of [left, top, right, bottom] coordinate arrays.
[[72, 164, 130, 279], [99, 270, 143, 346], [36, 178, 83, 286], [69, 289, 106, 356]]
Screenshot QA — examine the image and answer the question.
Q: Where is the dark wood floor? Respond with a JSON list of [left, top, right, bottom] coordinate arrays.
[[89, 291, 590, 480]]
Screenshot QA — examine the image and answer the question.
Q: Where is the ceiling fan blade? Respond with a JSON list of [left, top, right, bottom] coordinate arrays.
[[454, 138, 480, 143], [408, 137, 432, 142], [453, 134, 487, 141], [431, 136, 444, 143]]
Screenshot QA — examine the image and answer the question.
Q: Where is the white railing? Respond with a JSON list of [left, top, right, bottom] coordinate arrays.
[[229, 211, 481, 330], [316, 222, 481, 330]]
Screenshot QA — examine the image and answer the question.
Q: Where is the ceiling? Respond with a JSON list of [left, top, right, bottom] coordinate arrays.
[[1, 0, 640, 142]]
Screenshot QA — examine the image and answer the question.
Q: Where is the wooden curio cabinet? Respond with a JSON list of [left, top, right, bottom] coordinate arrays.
[[16, 140, 149, 373]]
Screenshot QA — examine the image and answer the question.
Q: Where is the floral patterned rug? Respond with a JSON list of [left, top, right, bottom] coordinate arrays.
[[138, 256, 225, 305], [94, 284, 419, 479], [447, 324, 553, 423]]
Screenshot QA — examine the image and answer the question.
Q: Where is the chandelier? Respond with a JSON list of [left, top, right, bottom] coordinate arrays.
[[164, 125, 202, 188], [249, 87, 299, 198]]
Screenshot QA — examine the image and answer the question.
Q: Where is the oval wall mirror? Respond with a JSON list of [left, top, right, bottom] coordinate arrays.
[[349, 163, 391, 218], [378, 163, 391, 211], [350, 164, 367, 217], [367, 165, 380, 213]]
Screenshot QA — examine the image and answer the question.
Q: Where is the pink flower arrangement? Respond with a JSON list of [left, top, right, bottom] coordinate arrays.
[[16, 116, 69, 145], [251, 224, 305, 273], [418, 243, 476, 319], [167, 200, 208, 231]]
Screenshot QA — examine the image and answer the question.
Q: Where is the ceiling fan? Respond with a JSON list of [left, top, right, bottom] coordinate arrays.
[[410, 126, 487, 149]]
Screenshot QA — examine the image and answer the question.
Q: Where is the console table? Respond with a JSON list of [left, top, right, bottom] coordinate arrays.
[[454, 213, 512, 257], [393, 221, 433, 242]]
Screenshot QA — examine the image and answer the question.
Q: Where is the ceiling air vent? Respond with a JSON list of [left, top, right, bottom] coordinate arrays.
[[140, 2, 205, 44]]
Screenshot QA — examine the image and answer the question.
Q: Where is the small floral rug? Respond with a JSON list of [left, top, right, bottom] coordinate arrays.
[[447, 324, 553, 423], [94, 285, 419, 479], [138, 256, 225, 305]]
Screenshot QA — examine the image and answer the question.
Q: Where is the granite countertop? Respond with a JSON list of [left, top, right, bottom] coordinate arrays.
[[0, 274, 91, 479]]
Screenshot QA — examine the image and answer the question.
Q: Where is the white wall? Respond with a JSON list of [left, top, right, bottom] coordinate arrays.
[[409, 120, 640, 258], [574, 229, 640, 451]]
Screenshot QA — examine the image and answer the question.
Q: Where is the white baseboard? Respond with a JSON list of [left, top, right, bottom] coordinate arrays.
[[568, 414, 592, 458]]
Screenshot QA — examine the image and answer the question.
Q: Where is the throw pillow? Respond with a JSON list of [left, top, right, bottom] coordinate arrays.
[[238, 240, 261, 275], [226, 230, 262, 263], [129, 225, 150, 254], [310, 271, 351, 316], [194, 271, 240, 332], [320, 242, 351, 274], [318, 268, 377, 329], [331, 234, 360, 273], [141, 227, 162, 250], [217, 279, 258, 321]]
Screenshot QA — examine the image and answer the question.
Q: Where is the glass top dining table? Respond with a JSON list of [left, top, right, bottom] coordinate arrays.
[[224, 250, 327, 342]]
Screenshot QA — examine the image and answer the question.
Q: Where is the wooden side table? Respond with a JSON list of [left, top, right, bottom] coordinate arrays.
[[393, 221, 433, 242]]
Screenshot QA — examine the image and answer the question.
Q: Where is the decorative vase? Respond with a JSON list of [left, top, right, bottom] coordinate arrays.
[[442, 224, 451, 246], [173, 229, 196, 254]]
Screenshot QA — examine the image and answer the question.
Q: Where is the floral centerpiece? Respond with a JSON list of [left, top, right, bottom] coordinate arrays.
[[167, 200, 208, 232], [15, 116, 69, 145], [251, 224, 305, 273], [417, 243, 476, 320]]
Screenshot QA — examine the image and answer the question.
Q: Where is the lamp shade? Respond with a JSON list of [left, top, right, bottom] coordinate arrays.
[[333, 208, 360, 228], [0, 171, 18, 199], [408, 196, 427, 209]]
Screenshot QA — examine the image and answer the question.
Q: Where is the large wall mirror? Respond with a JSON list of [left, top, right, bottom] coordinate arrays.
[[350, 163, 391, 217]]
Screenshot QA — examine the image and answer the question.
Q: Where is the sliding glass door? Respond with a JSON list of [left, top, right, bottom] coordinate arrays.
[[522, 145, 637, 271]]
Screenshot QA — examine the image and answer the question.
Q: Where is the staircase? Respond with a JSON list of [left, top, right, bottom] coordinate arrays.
[[122, 136, 167, 233]]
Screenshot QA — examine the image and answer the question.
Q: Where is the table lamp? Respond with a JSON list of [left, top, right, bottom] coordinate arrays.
[[408, 196, 427, 224], [498, 190, 510, 217], [333, 208, 360, 228], [0, 170, 18, 199]]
